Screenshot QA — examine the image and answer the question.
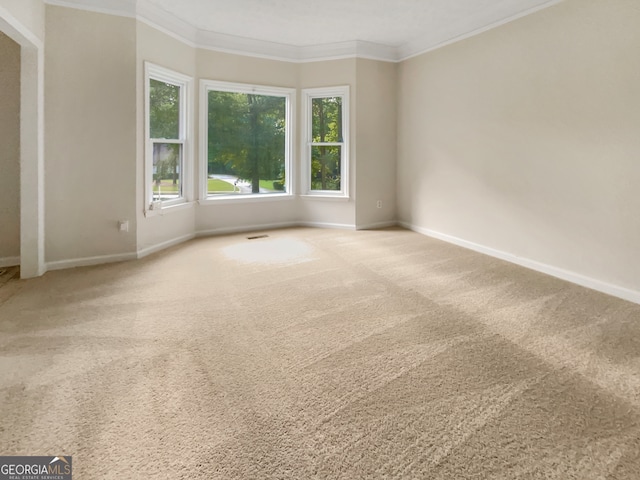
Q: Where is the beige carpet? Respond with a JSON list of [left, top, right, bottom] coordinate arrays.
[[1, 227, 640, 479]]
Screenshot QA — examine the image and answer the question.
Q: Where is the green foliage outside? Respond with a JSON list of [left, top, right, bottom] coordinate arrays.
[[150, 79, 181, 187], [259, 180, 284, 191], [311, 96, 342, 191], [150, 80, 180, 138], [208, 91, 286, 194], [311, 146, 341, 191]]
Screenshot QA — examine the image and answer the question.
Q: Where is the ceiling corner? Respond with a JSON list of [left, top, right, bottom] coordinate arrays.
[[45, 0, 136, 18]]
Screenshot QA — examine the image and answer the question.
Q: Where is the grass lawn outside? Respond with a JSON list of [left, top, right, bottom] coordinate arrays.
[[154, 178, 283, 195], [207, 179, 235, 193], [259, 180, 278, 190]]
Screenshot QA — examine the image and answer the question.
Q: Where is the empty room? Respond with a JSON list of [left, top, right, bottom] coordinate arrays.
[[1, 0, 639, 478]]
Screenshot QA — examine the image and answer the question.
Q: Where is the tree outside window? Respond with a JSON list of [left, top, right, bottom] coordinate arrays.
[[202, 81, 293, 197], [303, 86, 349, 197]]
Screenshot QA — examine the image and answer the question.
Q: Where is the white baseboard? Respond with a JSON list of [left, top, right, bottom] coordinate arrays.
[[0, 256, 20, 268], [297, 221, 356, 230], [46, 252, 138, 272], [37, 223, 351, 273], [44, 234, 196, 271], [196, 221, 298, 238], [356, 220, 398, 231], [137, 233, 195, 259], [399, 222, 640, 306]]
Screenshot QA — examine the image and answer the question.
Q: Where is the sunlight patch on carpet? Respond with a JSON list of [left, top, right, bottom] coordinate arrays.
[[222, 236, 314, 265]]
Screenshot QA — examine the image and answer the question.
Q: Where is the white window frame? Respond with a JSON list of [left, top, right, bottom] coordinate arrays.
[[301, 86, 350, 198], [199, 80, 295, 203], [144, 62, 193, 214]]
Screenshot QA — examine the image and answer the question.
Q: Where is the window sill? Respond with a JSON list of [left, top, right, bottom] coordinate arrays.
[[144, 200, 194, 218], [198, 193, 295, 206], [300, 194, 350, 202]]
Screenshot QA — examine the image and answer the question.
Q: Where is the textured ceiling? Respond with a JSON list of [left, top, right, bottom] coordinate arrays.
[[144, 0, 559, 48], [48, 0, 561, 60]]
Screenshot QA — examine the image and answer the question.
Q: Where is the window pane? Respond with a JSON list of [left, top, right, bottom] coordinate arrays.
[[207, 91, 286, 195], [150, 79, 180, 139], [312, 97, 342, 143], [311, 145, 341, 191], [152, 143, 182, 201]]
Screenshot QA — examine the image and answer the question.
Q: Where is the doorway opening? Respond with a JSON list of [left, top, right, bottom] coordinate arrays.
[[0, 8, 45, 278], [0, 32, 21, 270]]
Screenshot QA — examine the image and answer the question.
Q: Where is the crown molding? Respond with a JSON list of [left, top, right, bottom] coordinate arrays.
[[195, 34, 399, 63], [299, 40, 399, 63], [140, 0, 399, 62], [45, 0, 562, 64], [195, 30, 300, 62], [45, 0, 398, 62], [136, 0, 197, 47]]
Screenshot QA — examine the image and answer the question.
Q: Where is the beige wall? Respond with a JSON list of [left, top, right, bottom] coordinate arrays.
[[298, 58, 357, 228], [197, 49, 297, 87], [397, 0, 640, 292], [355, 58, 397, 229], [0, 0, 45, 41], [45, 6, 137, 263], [0, 32, 20, 264]]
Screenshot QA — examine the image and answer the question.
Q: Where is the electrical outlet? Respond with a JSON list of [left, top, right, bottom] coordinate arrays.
[[376, 200, 382, 209], [118, 220, 129, 232]]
